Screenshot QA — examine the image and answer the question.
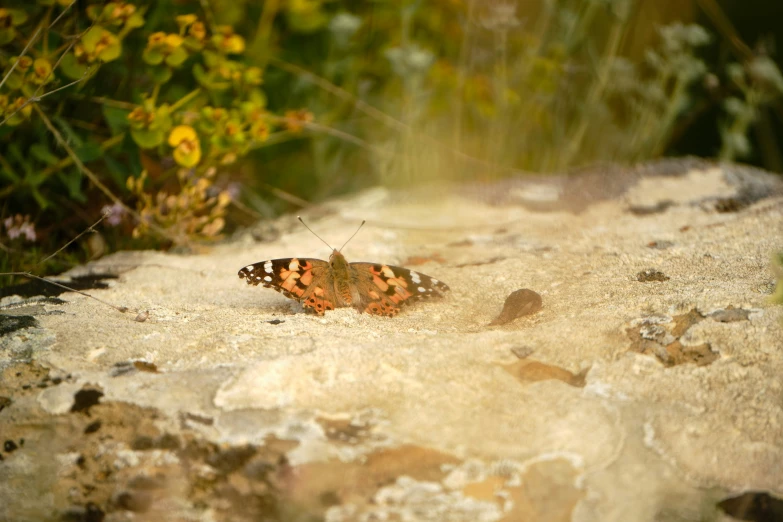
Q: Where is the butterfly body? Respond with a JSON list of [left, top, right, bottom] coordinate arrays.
[[238, 249, 449, 317]]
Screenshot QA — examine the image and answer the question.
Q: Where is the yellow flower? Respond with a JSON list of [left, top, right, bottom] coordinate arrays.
[[213, 26, 245, 54], [176, 14, 198, 29], [189, 21, 206, 42], [168, 125, 202, 167], [250, 121, 270, 141], [164, 34, 184, 49], [14, 56, 33, 71], [32, 58, 53, 84], [283, 109, 314, 133], [148, 32, 167, 46]]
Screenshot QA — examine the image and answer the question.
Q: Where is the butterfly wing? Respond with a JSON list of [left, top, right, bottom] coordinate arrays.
[[238, 258, 337, 315], [349, 263, 450, 317]]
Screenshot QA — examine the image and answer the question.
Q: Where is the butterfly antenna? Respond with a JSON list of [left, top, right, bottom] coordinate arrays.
[[297, 216, 334, 250], [338, 220, 366, 252]]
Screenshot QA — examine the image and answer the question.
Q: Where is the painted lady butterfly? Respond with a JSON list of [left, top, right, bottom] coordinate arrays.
[[238, 219, 449, 317]]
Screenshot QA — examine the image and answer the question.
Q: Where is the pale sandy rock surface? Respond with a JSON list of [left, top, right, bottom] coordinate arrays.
[[1, 159, 782, 522]]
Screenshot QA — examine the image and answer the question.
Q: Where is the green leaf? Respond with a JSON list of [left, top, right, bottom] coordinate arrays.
[[4, 70, 24, 90], [248, 88, 267, 107], [149, 64, 172, 84], [142, 47, 164, 65], [192, 63, 231, 91], [58, 168, 86, 203], [81, 26, 105, 52], [130, 127, 165, 148], [74, 141, 102, 163], [125, 11, 145, 30], [82, 26, 122, 63], [0, 166, 20, 183], [86, 5, 102, 21], [165, 46, 188, 67], [0, 28, 15, 46], [285, 9, 327, 34], [103, 154, 129, 189], [31, 186, 50, 209], [53, 117, 84, 148], [30, 144, 59, 166], [60, 52, 89, 80], [98, 38, 122, 62], [8, 143, 33, 177], [202, 50, 220, 68], [102, 105, 131, 135], [123, 136, 143, 176], [8, 9, 28, 26]]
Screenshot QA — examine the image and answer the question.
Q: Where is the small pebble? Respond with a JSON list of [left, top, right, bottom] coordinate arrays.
[[489, 289, 543, 326], [637, 269, 669, 282]]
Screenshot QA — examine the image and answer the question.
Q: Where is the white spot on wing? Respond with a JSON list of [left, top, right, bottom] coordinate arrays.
[[418, 286, 426, 293], [431, 279, 439, 285], [410, 271, 421, 284], [264, 261, 273, 273], [244, 265, 254, 272], [264, 276, 272, 282]]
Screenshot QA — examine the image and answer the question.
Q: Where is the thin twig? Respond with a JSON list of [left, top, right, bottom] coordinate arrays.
[[260, 183, 310, 208], [3, 272, 129, 314], [48, 1, 78, 29], [0, 63, 99, 127], [229, 198, 265, 219], [0, 27, 42, 91], [69, 95, 137, 109], [35, 213, 108, 269]]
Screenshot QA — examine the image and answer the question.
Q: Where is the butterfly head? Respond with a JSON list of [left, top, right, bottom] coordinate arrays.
[[329, 249, 349, 270]]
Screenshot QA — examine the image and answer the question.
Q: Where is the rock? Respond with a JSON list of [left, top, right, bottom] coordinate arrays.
[[1, 161, 782, 522]]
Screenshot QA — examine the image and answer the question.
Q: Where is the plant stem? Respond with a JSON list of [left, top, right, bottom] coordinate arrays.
[[250, 0, 281, 71], [560, 14, 625, 169], [169, 87, 202, 112]]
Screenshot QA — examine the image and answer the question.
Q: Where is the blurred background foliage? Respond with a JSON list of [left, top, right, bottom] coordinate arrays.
[[1, 0, 783, 287]]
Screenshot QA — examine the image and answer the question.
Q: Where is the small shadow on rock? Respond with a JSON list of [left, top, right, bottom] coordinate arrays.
[[504, 360, 587, 388], [60, 502, 105, 522], [710, 306, 750, 323], [718, 491, 783, 522], [71, 388, 104, 414], [0, 315, 38, 336], [489, 289, 542, 326], [628, 200, 674, 216], [647, 240, 675, 250]]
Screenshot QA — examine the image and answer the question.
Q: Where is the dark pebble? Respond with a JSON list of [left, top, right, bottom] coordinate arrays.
[[637, 269, 670, 282], [489, 289, 543, 326]]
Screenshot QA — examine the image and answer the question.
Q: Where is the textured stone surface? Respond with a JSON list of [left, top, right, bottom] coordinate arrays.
[[1, 160, 782, 521]]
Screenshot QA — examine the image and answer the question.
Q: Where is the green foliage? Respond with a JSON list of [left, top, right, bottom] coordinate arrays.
[[1, 0, 783, 285]]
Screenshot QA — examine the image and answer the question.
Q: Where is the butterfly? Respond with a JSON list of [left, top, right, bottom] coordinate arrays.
[[238, 219, 449, 317]]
